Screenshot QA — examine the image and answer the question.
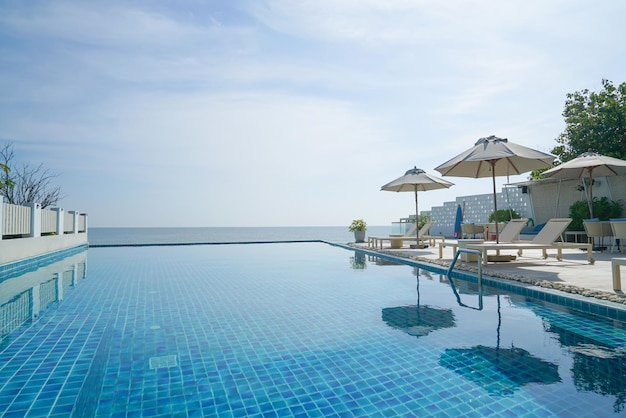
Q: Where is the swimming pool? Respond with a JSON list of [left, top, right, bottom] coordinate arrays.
[[1, 242, 626, 416]]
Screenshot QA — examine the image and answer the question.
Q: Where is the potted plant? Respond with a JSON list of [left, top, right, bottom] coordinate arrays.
[[349, 219, 367, 243]]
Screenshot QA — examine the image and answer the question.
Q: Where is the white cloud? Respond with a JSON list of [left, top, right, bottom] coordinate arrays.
[[1, 2, 198, 48], [0, 0, 625, 226]]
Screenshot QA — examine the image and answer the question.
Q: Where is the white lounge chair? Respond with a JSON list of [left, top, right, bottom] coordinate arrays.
[[465, 218, 594, 265], [584, 219, 613, 252], [461, 223, 484, 239], [489, 218, 528, 243], [420, 222, 446, 247], [610, 219, 626, 253], [438, 219, 528, 259], [368, 222, 439, 249]]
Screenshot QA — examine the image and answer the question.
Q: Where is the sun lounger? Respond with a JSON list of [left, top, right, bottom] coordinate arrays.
[[583, 219, 613, 252], [465, 218, 595, 265], [610, 219, 626, 253], [368, 221, 438, 249], [492, 218, 528, 243], [420, 222, 446, 247], [368, 222, 418, 249], [438, 219, 528, 259], [461, 223, 484, 239]]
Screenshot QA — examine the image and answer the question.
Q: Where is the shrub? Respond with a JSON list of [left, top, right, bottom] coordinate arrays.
[[568, 197, 623, 230], [488, 209, 521, 223], [418, 213, 432, 230]]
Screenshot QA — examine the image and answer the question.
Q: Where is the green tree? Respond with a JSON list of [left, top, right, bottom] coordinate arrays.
[[552, 79, 626, 163], [0, 162, 14, 195], [530, 79, 626, 180]]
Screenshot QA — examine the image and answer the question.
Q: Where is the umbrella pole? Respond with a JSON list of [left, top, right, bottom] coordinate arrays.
[[491, 163, 500, 243], [496, 295, 501, 352], [416, 274, 420, 322], [589, 169, 594, 218], [414, 187, 419, 241]]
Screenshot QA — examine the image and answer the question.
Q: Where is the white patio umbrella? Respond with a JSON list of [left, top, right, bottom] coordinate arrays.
[[435, 135, 555, 243], [542, 151, 626, 218], [381, 167, 454, 244]]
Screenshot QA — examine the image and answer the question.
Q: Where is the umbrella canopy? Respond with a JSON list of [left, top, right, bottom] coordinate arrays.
[[542, 151, 626, 218], [435, 135, 555, 242], [381, 167, 454, 241]]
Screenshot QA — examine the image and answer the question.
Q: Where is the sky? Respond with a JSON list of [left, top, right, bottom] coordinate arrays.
[[1, 0, 625, 227]]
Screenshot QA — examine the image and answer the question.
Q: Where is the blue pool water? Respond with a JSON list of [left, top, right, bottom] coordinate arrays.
[[87, 226, 394, 246], [1, 242, 626, 416]]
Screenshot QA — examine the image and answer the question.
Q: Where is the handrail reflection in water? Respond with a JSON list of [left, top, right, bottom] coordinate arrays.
[[446, 248, 483, 310], [446, 248, 482, 286], [448, 276, 483, 310]]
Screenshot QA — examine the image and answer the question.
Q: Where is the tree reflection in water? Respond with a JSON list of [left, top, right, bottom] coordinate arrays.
[[548, 323, 626, 413]]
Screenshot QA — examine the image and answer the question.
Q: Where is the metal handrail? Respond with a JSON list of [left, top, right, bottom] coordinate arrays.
[[447, 248, 483, 287]]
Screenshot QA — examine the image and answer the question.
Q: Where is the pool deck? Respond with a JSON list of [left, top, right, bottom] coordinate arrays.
[[352, 239, 626, 305]]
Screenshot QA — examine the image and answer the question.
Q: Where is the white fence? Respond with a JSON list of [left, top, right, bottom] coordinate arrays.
[[2, 203, 30, 236], [1, 202, 87, 240], [42, 208, 57, 234]]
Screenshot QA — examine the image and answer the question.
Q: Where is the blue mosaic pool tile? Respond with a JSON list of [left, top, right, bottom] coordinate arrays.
[[2, 244, 626, 416]]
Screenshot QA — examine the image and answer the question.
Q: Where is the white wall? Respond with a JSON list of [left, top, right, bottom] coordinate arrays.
[[0, 234, 87, 265], [428, 186, 532, 237]]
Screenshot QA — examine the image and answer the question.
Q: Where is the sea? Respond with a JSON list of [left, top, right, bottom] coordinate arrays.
[[87, 226, 393, 246]]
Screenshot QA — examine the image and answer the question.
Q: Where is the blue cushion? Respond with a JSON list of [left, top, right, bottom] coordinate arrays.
[[610, 218, 626, 222], [583, 218, 600, 222], [520, 223, 545, 235]]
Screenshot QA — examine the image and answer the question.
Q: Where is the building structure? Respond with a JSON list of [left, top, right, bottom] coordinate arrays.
[[418, 175, 626, 238]]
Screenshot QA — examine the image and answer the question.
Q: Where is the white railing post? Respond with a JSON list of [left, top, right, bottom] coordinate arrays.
[[70, 210, 79, 234], [53, 207, 64, 235], [0, 200, 3, 241], [28, 202, 42, 237]]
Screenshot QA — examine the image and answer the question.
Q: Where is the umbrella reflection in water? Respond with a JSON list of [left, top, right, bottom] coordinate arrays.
[[439, 295, 561, 396], [382, 270, 455, 337]]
